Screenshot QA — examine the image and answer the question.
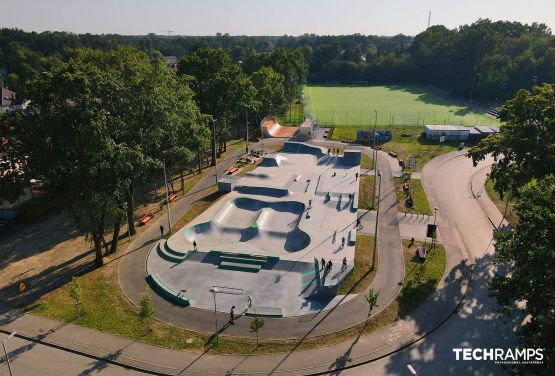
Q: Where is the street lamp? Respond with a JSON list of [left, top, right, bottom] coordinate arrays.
[[371, 132, 378, 209], [371, 170, 382, 270], [162, 159, 172, 234], [210, 287, 219, 342], [212, 119, 219, 185], [2, 331, 16, 376], [432, 207, 439, 249]]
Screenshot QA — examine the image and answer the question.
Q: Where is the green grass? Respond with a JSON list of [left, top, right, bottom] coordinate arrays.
[[394, 178, 431, 215], [305, 85, 499, 127], [398, 240, 446, 317], [360, 153, 373, 169], [359, 175, 376, 210], [338, 235, 377, 294], [485, 179, 518, 226]]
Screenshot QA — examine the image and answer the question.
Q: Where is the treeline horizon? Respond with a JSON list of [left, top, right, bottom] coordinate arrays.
[[1, 18, 554, 102]]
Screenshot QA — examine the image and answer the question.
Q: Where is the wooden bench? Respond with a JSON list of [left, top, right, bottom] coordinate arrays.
[[138, 213, 153, 225], [388, 151, 398, 158], [417, 245, 427, 260], [168, 192, 177, 202], [228, 166, 239, 175]]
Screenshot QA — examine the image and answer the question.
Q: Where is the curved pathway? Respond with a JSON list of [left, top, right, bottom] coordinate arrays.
[[118, 141, 404, 339]]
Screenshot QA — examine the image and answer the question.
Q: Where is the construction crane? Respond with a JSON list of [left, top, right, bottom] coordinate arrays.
[[157, 30, 174, 36]]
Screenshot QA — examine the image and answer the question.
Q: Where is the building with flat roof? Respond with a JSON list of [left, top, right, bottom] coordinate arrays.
[[424, 125, 470, 141]]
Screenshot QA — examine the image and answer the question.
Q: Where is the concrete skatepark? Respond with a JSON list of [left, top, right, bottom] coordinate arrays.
[[146, 141, 362, 316]]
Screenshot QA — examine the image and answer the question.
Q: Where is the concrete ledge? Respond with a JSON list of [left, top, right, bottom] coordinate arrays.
[[146, 273, 190, 307], [246, 306, 284, 317]]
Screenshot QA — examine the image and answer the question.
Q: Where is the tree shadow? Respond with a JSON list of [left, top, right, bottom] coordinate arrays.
[[381, 252, 521, 375]]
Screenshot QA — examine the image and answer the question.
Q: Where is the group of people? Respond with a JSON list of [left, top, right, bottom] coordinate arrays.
[[320, 257, 349, 276], [327, 148, 341, 156]]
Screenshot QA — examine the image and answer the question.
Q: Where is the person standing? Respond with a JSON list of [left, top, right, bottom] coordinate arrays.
[[192, 240, 197, 250], [321, 258, 325, 271], [341, 236, 346, 249], [159, 225, 164, 238], [229, 306, 235, 325]]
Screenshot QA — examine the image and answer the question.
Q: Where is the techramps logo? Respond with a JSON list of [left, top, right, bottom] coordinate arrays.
[[453, 348, 544, 365]]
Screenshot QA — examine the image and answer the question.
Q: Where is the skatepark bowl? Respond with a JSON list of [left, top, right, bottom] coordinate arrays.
[[145, 141, 361, 317], [184, 197, 311, 253]]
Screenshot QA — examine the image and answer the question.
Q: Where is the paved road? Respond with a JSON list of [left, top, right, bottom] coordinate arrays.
[[342, 151, 518, 375], [0, 336, 144, 376]]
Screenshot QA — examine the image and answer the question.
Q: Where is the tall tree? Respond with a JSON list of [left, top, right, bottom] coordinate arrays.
[[469, 84, 555, 197], [490, 176, 555, 374]]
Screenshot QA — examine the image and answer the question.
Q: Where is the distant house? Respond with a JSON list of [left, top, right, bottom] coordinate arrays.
[[1, 87, 16, 112], [163, 56, 178, 70]]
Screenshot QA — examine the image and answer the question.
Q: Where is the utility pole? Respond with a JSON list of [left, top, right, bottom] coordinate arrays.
[[372, 171, 382, 270], [210, 288, 219, 343], [2, 332, 16, 376], [371, 129, 378, 209], [212, 119, 218, 185], [163, 160, 172, 234], [245, 109, 249, 157]]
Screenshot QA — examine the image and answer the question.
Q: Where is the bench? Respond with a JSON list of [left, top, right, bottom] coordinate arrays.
[[146, 273, 190, 306], [388, 151, 398, 158], [228, 166, 239, 175], [246, 306, 283, 317], [168, 192, 177, 202], [352, 191, 359, 212], [138, 213, 153, 225]]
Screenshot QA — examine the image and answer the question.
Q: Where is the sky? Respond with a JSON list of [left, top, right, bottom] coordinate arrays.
[[1, 0, 554, 36]]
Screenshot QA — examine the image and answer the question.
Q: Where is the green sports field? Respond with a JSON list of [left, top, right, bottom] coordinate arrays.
[[304, 85, 499, 128]]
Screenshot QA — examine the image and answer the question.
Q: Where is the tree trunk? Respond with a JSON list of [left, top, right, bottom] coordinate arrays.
[[125, 184, 137, 235], [180, 167, 185, 192], [211, 126, 216, 166], [93, 233, 104, 267], [197, 148, 202, 174], [110, 214, 123, 254], [101, 235, 109, 255]]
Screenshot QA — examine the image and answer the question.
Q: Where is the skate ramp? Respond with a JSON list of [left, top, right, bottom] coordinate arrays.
[[183, 197, 311, 253], [261, 117, 299, 138]]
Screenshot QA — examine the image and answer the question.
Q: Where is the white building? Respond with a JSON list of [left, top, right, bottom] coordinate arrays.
[[424, 125, 470, 141]]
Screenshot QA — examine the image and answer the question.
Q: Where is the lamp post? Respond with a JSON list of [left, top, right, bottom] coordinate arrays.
[[371, 132, 378, 209], [212, 119, 219, 185], [210, 287, 219, 343], [432, 207, 439, 249], [245, 109, 249, 158], [2, 331, 16, 376], [162, 159, 172, 234], [371, 170, 382, 270], [407, 364, 418, 375]]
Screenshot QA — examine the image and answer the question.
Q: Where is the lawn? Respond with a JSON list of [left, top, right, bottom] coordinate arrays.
[[305, 85, 499, 127], [338, 235, 377, 295], [398, 240, 446, 317], [394, 178, 431, 215], [358, 175, 376, 210], [485, 178, 518, 226]]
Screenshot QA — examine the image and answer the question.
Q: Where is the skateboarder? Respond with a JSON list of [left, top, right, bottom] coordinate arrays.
[[321, 258, 325, 271], [192, 240, 197, 250], [341, 236, 346, 249], [159, 225, 164, 238], [355, 172, 359, 180], [342, 257, 347, 272], [326, 260, 333, 273], [229, 306, 235, 325]]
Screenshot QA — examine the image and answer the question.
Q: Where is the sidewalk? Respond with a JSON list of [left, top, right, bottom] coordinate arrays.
[[0, 143, 472, 375]]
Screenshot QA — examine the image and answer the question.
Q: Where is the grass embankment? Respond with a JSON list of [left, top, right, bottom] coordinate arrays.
[[358, 175, 376, 210], [485, 179, 518, 226], [338, 235, 377, 295], [398, 240, 446, 317], [394, 178, 431, 215]]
